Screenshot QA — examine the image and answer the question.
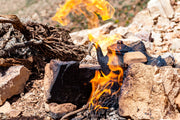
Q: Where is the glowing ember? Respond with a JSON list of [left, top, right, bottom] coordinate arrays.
[[88, 46, 123, 111], [52, 0, 115, 28]]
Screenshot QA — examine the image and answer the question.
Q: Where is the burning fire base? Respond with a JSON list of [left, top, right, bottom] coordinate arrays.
[[44, 40, 179, 119]]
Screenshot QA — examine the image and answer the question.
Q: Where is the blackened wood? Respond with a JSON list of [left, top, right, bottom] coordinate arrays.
[[44, 60, 101, 108]]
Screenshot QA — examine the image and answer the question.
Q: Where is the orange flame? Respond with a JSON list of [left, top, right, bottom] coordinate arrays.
[[52, 0, 115, 28], [88, 44, 123, 111]]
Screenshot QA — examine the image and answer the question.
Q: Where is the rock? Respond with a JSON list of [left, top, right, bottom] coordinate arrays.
[[171, 38, 180, 52], [175, 94, 180, 110], [0, 65, 30, 105], [161, 52, 175, 66], [110, 26, 128, 36], [46, 103, 77, 119], [147, 0, 174, 18], [128, 10, 153, 33], [123, 51, 147, 65], [172, 53, 180, 68], [9, 109, 21, 118], [155, 16, 170, 31], [70, 22, 117, 46], [119, 63, 180, 119], [152, 32, 163, 46], [0, 101, 12, 114], [135, 30, 152, 42]]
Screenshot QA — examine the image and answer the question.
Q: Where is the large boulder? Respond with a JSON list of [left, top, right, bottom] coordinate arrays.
[[119, 63, 180, 119], [0, 65, 30, 105]]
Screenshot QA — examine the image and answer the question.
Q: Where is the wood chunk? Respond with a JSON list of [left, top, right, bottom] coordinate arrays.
[[44, 60, 100, 108]]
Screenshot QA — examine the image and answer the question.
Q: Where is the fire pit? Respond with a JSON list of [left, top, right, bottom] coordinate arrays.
[[44, 38, 177, 119]]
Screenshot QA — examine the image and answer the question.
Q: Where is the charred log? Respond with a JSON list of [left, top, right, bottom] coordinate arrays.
[[0, 15, 86, 76]]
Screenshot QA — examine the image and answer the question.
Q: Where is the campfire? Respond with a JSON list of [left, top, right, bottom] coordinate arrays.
[[0, 0, 179, 120]]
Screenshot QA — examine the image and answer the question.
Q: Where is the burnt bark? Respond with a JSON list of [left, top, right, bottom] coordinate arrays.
[[0, 15, 86, 76]]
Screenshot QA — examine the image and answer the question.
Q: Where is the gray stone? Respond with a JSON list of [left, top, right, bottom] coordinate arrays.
[[119, 63, 180, 119], [0, 65, 30, 105]]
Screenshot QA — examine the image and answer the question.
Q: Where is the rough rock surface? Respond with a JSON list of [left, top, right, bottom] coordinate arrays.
[[147, 0, 174, 18], [45, 103, 77, 119], [123, 51, 147, 65], [0, 65, 30, 105], [119, 63, 180, 119], [175, 94, 180, 110]]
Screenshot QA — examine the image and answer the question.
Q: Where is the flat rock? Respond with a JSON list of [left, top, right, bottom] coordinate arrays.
[[0, 65, 30, 105], [46, 103, 77, 119], [123, 51, 147, 65], [119, 63, 180, 119]]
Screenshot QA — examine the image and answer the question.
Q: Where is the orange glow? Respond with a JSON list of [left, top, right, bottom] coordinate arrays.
[[88, 47, 123, 111], [52, 0, 115, 28]]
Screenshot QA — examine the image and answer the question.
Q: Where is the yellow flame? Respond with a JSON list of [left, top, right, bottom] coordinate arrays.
[[52, 0, 115, 28], [88, 33, 122, 55], [88, 49, 123, 111]]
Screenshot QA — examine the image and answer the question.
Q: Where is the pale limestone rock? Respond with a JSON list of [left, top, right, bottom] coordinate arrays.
[[175, 94, 180, 110], [173, 53, 180, 68], [0, 66, 30, 105], [110, 26, 128, 36], [155, 17, 171, 31], [46, 103, 77, 119], [147, 0, 174, 18], [171, 38, 180, 52], [123, 52, 147, 65], [0, 101, 11, 114], [119, 63, 180, 119], [128, 10, 153, 33], [9, 110, 21, 118], [70, 22, 117, 46], [135, 30, 151, 42], [152, 32, 163, 46]]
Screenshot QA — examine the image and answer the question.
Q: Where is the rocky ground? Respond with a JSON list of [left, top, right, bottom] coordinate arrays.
[[0, 0, 180, 120]]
